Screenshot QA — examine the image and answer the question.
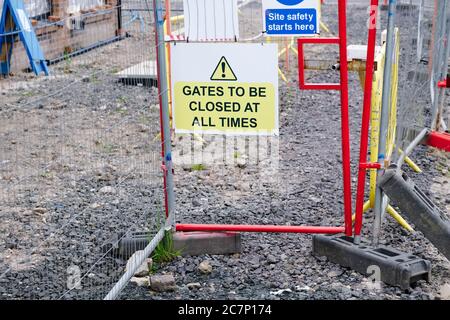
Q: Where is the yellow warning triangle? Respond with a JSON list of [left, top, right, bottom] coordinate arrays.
[[210, 56, 237, 81]]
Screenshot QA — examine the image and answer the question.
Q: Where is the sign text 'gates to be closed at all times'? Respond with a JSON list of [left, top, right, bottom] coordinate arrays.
[[170, 43, 279, 136]]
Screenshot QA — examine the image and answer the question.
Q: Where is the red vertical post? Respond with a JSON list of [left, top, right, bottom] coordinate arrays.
[[165, 0, 171, 35], [165, 0, 173, 133], [337, 0, 353, 236], [354, 0, 379, 237], [297, 38, 341, 90]]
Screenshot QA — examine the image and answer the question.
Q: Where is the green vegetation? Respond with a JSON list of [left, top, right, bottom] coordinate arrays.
[[191, 163, 206, 171], [90, 74, 100, 84], [116, 107, 128, 115], [152, 230, 181, 263], [139, 115, 150, 125], [150, 207, 183, 274], [117, 96, 128, 104], [95, 140, 119, 154], [21, 90, 35, 97], [103, 143, 119, 154], [151, 230, 182, 273], [436, 160, 449, 177], [109, 67, 119, 74], [63, 51, 72, 74], [39, 171, 53, 179]]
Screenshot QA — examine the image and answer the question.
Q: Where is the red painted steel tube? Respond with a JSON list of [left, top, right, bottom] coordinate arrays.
[[298, 40, 305, 88], [297, 2, 352, 234], [337, 0, 353, 236], [165, 0, 171, 35], [176, 224, 345, 234], [437, 80, 447, 88], [299, 37, 340, 44], [359, 162, 382, 169], [297, 38, 341, 90], [426, 131, 450, 152], [354, 0, 379, 236]]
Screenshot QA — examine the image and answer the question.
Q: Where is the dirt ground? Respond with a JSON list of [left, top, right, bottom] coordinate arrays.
[[0, 1, 449, 300]]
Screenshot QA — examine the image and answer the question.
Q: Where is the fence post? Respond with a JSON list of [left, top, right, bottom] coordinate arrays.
[[430, 1, 450, 131], [153, 0, 176, 228], [434, 5, 450, 131], [372, 0, 397, 245], [416, 0, 424, 63]]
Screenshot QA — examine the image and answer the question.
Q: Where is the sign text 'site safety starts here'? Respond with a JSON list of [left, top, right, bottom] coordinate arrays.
[[262, 0, 320, 36]]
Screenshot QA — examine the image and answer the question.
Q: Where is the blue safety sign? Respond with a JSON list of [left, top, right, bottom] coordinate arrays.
[[276, 0, 305, 5], [262, 0, 319, 36], [265, 8, 317, 35]]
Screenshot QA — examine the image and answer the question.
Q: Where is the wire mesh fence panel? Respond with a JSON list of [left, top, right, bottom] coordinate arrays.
[[0, 0, 165, 300], [395, 0, 450, 154], [165, 0, 448, 246]]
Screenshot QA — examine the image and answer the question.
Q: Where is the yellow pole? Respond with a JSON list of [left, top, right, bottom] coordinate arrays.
[[163, 20, 172, 124], [170, 14, 184, 24], [278, 46, 288, 57], [369, 43, 386, 205], [352, 200, 372, 222], [398, 149, 422, 173], [386, 205, 414, 232], [278, 68, 288, 83], [404, 156, 422, 173], [318, 1, 333, 36], [351, 200, 414, 232]]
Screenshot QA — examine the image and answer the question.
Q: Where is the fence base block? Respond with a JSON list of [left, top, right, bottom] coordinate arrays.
[[381, 4, 418, 12], [378, 168, 450, 260], [173, 231, 242, 256], [312, 234, 431, 290]]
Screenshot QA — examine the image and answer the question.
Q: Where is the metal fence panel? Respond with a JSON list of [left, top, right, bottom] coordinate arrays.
[[0, 0, 165, 300]]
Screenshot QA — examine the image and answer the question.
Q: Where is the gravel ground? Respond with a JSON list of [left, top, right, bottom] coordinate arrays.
[[0, 1, 448, 300]]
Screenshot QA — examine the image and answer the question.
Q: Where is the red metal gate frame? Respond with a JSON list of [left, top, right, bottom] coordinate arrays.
[[426, 131, 450, 152], [175, 0, 353, 236], [354, 0, 380, 238]]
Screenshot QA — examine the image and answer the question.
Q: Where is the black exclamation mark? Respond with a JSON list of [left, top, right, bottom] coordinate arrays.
[[221, 61, 226, 78]]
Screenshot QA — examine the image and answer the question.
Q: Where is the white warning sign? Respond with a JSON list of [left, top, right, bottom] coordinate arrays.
[[170, 43, 279, 136], [210, 56, 237, 81], [183, 0, 239, 41]]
